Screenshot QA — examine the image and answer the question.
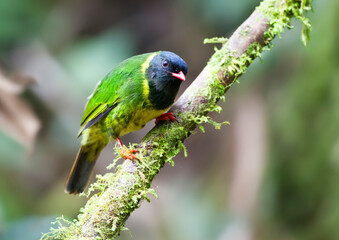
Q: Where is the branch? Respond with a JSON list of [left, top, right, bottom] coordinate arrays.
[[42, 0, 312, 239]]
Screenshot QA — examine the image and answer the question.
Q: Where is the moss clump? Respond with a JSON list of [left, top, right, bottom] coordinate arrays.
[[40, 217, 77, 240], [257, 0, 312, 46], [204, 37, 228, 45]]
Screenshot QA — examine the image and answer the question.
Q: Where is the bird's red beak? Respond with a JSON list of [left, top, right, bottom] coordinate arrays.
[[171, 71, 185, 81]]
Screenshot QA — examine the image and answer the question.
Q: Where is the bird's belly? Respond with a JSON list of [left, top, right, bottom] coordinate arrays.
[[113, 108, 166, 138]]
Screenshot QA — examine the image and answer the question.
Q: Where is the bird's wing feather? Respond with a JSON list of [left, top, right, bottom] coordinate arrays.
[[78, 71, 121, 137], [78, 101, 118, 137], [77, 52, 154, 137]]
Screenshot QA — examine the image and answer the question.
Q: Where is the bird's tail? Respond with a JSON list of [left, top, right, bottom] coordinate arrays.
[[65, 143, 105, 194]]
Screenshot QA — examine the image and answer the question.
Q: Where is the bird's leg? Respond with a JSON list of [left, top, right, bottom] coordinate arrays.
[[116, 138, 138, 160], [155, 112, 178, 125]]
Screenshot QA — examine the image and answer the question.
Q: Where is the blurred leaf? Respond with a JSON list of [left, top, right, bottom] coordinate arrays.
[[0, 71, 40, 151]]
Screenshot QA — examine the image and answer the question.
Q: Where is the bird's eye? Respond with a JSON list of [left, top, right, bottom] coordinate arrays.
[[162, 60, 168, 67]]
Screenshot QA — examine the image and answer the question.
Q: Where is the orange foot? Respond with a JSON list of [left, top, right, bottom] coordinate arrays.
[[155, 112, 177, 125], [121, 148, 138, 160], [116, 138, 138, 160]]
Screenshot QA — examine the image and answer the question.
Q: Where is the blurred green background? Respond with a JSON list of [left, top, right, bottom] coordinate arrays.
[[0, 0, 338, 239]]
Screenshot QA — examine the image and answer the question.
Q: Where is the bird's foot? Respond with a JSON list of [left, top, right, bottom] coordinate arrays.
[[120, 148, 138, 160], [116, 138, 138, 160], [155, 112, 177, 125]]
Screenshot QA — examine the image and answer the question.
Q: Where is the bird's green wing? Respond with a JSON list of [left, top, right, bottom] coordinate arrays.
[[77, 68, 123, 137], [78, 100, 118, 137], [78, 52, 155, 137]]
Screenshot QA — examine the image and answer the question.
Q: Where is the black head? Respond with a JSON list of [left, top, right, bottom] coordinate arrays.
[[146, 51, 188, 110]]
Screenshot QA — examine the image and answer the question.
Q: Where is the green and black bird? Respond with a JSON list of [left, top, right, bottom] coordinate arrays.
[[65, 51, 188, 194]]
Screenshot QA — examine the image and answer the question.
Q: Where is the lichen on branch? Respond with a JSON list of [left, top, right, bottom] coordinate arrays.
[[41, 0, 313, 239]]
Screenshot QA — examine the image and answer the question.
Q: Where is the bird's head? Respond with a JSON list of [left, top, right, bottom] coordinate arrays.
[[147, 51, 187, 82], [146, 51, 188, 109]]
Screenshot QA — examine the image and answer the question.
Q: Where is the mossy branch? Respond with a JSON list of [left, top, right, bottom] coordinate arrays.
[[42, 0, 312, 239]]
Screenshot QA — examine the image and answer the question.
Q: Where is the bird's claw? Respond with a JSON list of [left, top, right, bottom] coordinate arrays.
[[155, 112, 177, 125], [120, 148, 138, 160]]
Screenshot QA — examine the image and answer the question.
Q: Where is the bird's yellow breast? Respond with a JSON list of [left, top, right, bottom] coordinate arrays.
[[118, 107, 167, 137]]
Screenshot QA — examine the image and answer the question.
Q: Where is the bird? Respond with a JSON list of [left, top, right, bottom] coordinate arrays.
[[65, 51, 188, 194]]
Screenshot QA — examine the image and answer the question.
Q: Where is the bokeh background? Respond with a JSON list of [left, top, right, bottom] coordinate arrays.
[[0, 0, 338, 239]]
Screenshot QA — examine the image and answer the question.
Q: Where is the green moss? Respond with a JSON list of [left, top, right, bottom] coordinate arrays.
[[41, 216, 77, 240], [204, 37, 228, 44], [257, 0, 313, 46]]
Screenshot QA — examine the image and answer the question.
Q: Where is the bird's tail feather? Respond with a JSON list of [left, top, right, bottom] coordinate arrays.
[[65, 144, 104, 194]]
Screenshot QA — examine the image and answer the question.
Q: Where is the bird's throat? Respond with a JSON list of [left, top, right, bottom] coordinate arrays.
[[148, 79, 180, 110]]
